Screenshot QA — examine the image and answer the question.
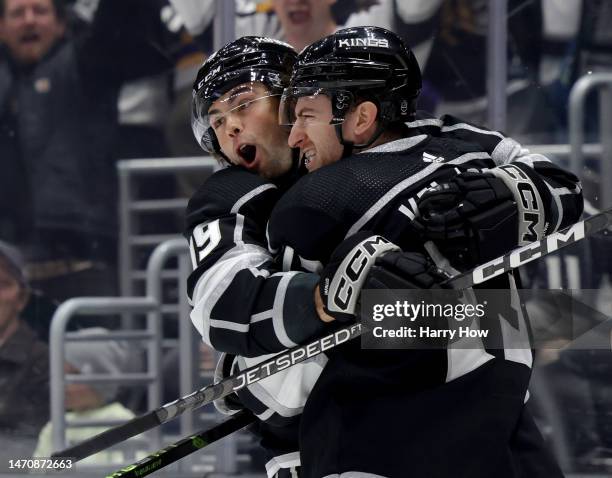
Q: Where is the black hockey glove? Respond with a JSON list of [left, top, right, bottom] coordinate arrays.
[[318, 232, 400, 322], [412, 171, 518, 269], [365, 251, 451, 290]]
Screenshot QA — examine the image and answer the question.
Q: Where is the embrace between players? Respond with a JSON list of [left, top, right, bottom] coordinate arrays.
[[185, 28, 583, 478]]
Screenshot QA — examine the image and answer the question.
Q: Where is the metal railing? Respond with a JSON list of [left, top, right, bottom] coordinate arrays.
[[49, 297, 160, 453], [569, 72, 612, 209], [117, 156, 218, 300]]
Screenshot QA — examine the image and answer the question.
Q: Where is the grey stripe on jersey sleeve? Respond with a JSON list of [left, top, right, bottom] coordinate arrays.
[[231, 183, 277, 214], [233, 213, 245, 243], [190, 243, 272, 346], [299, 256, 323, 273], [266, 452, 301, 478], [209, 319, 250, 333], [405, 118, 443, 128], [365, 135, 427, 153], [441, 122, 505, 140], [251, 309, 273, 323], [236, 353, 326, 418], [256, 408, 275, 421], [347, 152, 490, 237], [491, 137, 523, 165]]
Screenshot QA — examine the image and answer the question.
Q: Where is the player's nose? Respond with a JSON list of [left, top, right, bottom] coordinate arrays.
[[225, 114, 243, 137], [288, 124, 305, 148]]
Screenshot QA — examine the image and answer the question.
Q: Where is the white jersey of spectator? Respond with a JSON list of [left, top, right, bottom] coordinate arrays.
[[343, 0, 443, 71], [169, 0, 281, 39]]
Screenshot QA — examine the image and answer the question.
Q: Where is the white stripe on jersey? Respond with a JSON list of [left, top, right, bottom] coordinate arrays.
[[209, 319, 250, 333], [441, 121, 505, 140], [190, 242, 271, 346], [501, 275, 533, 368], [257, 408, 275, 421], [491, 137, 523, 165], [251, 309, 273, 323], [446, 346, 495, 382], [231, 183, 277, 214], [237, 353, 327, 417], [233, 213, 245, 243], [364, 134, 427, 154], [299, 255, 323, 273], [405, 118, 443, 128], [282, 245, 295, 271], [272, 272, 300, 348], [266, 451, 301, 478], [347, 152, 490, 237]]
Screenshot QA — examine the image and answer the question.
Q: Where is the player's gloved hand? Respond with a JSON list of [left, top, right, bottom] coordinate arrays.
[[365, 250, 451, 290], [318, 232, 400, 322], [412, 171, 518, 269]]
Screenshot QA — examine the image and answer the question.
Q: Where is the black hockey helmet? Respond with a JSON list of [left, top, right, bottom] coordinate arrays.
[[280, 26, 422, 152], [191, 37, 298, 157]]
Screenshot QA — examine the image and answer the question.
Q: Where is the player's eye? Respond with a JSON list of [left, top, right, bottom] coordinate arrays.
[[211, 116, 225, 130], [296, 112, 315, 125], [236, 99, 254, 112]]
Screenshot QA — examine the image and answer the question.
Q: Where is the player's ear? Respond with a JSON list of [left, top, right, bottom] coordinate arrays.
[[352, 101, 378, 138]]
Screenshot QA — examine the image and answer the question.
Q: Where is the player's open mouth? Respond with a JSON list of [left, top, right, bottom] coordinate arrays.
[[237, 144, 257, 165]]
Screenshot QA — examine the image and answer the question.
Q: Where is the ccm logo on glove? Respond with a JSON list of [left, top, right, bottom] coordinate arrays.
[[321, 233, 400, 321]]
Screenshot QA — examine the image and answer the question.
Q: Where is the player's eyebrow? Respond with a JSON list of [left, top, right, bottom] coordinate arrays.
[[208, 85, 254, 117], [227, 85, 254, 106], [296, 106, 318, 116]]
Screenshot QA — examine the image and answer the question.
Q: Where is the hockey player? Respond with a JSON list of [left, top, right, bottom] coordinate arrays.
[[188, 36, 321, 477], [265, 26, 584, 477], [187, 31, 582, 477]]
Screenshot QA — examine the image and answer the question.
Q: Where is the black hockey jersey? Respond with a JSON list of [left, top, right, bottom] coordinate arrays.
[[185, 166, 327, 476], [185, 116, 582, 477], [266, 129, 581, 478]]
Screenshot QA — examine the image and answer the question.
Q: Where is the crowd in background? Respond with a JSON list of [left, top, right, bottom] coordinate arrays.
[[0, 0, 611, 474]]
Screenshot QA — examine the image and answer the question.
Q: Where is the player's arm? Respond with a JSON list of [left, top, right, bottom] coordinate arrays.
[[186, 168, 329, 357], [412, 117, 583, 268], [436, 113, 584, 229]]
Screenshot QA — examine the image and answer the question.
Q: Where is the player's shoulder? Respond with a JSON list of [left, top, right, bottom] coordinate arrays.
[[273, 155, 373, 218], [186, 166, 279, 228]]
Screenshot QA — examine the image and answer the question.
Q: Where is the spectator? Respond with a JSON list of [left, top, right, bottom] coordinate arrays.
[[0, 0, 173, 308], [33, 328, 139, 465], [0, 241, 49, 466]]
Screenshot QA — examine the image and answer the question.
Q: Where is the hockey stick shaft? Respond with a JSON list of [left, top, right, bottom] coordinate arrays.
[[444, 209, 611, 289], [55, 207, 612, 462], [104, 410, 255, 478], [54, 323, 362, 461]]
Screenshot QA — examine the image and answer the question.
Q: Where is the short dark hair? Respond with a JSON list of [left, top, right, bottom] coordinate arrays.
[[0, 0, 66, 19]]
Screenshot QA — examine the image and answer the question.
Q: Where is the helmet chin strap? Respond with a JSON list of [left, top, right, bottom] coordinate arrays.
[[334, 122, 386, 159]]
